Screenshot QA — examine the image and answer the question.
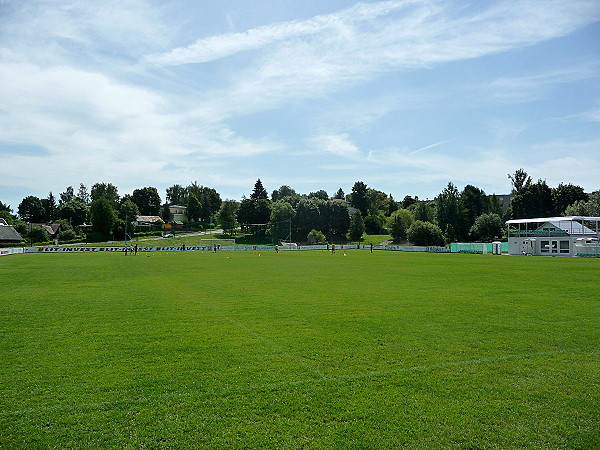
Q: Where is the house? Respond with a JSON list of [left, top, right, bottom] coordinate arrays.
[[506, 216, 600, 256], [136, 215, 163, 226], [168, 205, 187, 222], [0, 218, 23, 243], [29, 223, 61, 240]]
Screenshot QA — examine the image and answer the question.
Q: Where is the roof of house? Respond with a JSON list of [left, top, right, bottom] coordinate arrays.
[[506, 216, 599, 235], [537, 221, 595, 235], [0, 223, 23, 241], [29, 223, 61, 236], [136, 215, 163, 223]]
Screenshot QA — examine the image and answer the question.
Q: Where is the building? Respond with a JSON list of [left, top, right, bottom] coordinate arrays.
[[136, 215, 163, 226], [0, 218, 23, 243], [29, 223, 61, 240], [506, 216, 600, 257], [490, 194, 513, 213], [168, 205, 187, 222]]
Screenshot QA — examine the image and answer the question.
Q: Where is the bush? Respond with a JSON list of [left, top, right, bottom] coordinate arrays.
[[407, 221, 445, 246], [28, 227, 50, 244], [58, 229, 77, 242], [307, 229, 326, 244], [364, 213, 386, 234], [469, 213, 503, 242]]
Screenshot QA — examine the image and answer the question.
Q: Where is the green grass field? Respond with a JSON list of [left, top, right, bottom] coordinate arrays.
[[1, 251, 598, 448]]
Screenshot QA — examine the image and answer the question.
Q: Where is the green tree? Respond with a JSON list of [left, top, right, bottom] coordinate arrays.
[[388, 209, 413, 242], [119, 198, 140, 222], [217, 200, 240, 236], [237, 198, 271, 234], [58, 228, 77, 242], [366, 188, 389, 215], [77, 184, 91, 205], [166, 184, 188, 205], [565, 191, 600, 216], [510, 180, 553, 219], [350, 181, 369, 216], [91, 183, 119, 208], [293, 198, 321, 240], [364, 212, 386, 234], [0, 201, 11, 212], [186, 193, 202, 222], [42, 192, 58, 222], [58, 198, 88, 226], [132, 187, 161, 216], [407, 221, 445, 246], [508, 168, 532, 194], [348, 210, 365, 241], [0, 210, 14, 225], [469, 213, 503, 242], [334, 188, 345, 200], [28, 226, 50, 244], [388, 214, 407, 242], [251, 179, 269, 200], [59, 186, 75, 205], [461, 185, 487, 230], [308, 190, 328, 200], [552, 183, 587, 215], [18, 196, 45, 222], [320, 201, 350, 239], [89, 198, 116, 238], [402, 195, 418, 209], [411, 201, 434, 222], [271, 185, 298, 202], [269, 201, 294, 243], [307, 229, 326, 244], [487, 194, 503, 217], [160, 204, 173, 222], [436, 182, 467, 241]]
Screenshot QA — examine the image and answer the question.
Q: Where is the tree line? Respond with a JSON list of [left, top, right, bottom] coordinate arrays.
[[1, 169, 597, 245]]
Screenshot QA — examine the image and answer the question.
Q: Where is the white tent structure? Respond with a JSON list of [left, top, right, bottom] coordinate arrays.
[[506, 216, 600, 257]]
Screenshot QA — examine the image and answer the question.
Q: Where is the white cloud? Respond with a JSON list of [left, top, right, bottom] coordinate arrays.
[[143, 0, 416, 66], [173, 0, 600, 122], [486, 64, 598, 103], [308, 134, 361, 158]]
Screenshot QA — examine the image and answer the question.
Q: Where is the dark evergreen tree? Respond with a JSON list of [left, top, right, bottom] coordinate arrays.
[[334, 188, 345, 200], [435, 182, 467, 241], [251, 179, 269, 200], [348, 210, 365, 241], [350, 181, 369, 216], [59, 186, 75, 205], [77, 184, 91, 205]]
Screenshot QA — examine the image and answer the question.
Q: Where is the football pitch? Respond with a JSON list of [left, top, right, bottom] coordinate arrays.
[[1, 250, 598, 448]]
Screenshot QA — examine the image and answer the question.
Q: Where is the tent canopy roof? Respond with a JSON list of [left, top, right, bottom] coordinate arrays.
[[506, 216, 600, 225]]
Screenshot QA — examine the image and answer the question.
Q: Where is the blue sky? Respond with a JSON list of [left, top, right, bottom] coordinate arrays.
[[1, 0, 599, 210]]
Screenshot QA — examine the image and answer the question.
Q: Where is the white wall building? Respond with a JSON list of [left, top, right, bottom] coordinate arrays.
[[506, 216, 600, 257], [168, 205, 187, 222]]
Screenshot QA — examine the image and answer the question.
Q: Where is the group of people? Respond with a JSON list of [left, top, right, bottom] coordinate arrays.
[[124, 244, 138, 256]]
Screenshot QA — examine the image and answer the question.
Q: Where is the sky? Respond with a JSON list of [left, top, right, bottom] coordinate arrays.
[[1, 0, 599, 211]]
